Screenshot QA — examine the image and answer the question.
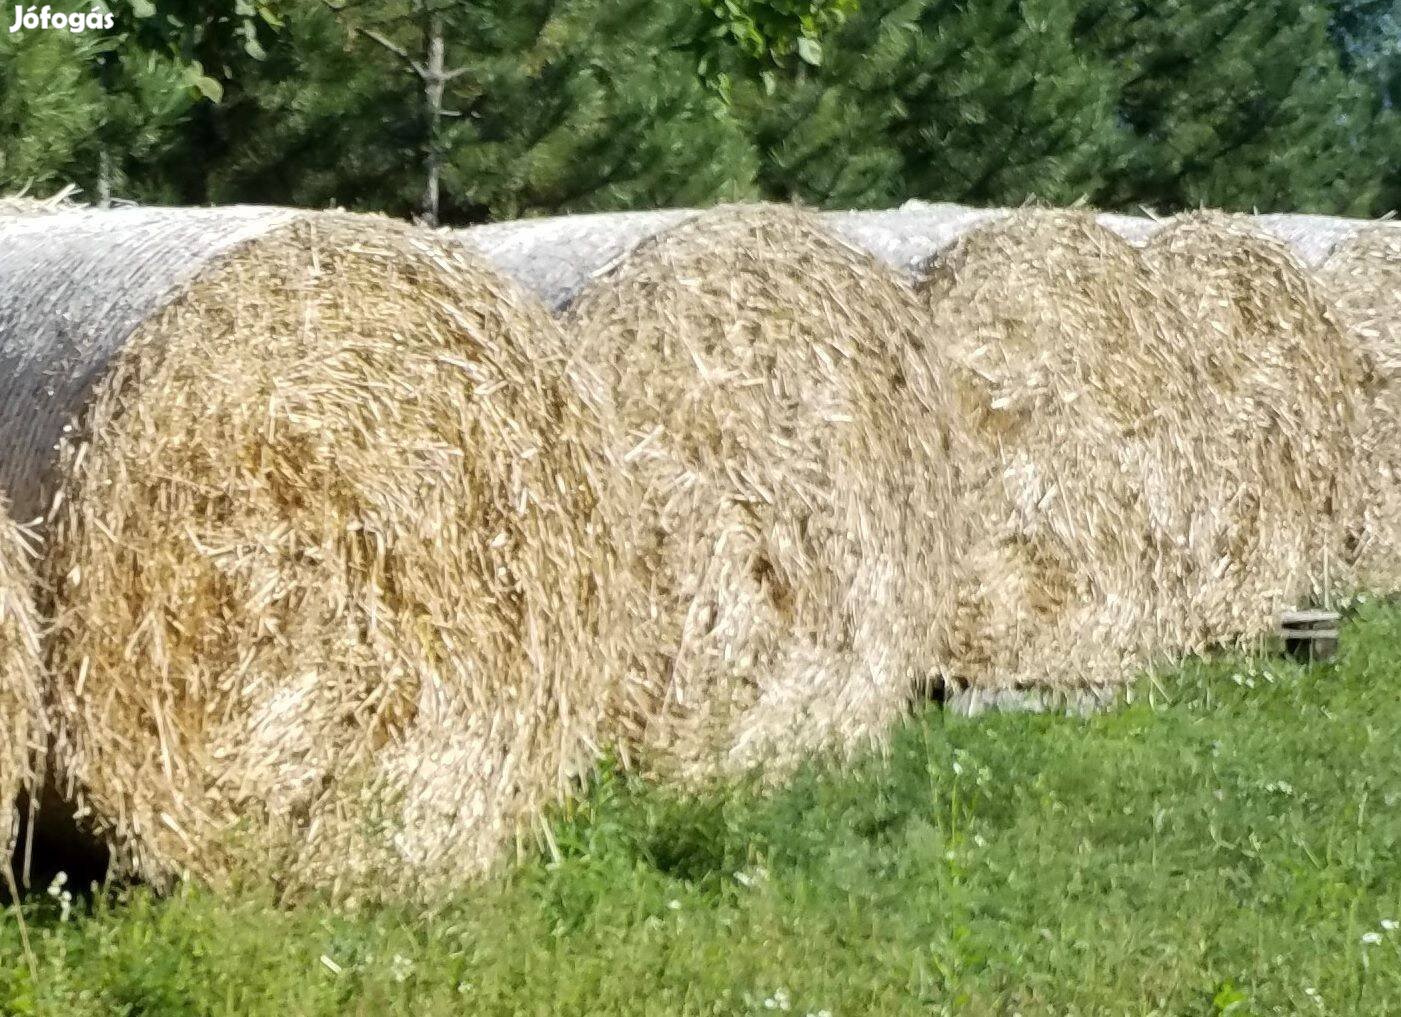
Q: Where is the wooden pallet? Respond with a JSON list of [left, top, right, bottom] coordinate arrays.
[[1280, 608, 1340, 663]]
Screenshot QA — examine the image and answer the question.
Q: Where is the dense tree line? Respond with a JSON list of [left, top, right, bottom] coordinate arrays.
[[2, 0, 1399, 223]]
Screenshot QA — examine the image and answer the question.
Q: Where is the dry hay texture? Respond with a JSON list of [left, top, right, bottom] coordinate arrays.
[[1318, 227, 1401, 592], [1141, 212, 1363, 640], [915, 209, 1206, 693], [0, 503, 42, 859], [0, 207, 628, 901], [566, 204, 964, 780]]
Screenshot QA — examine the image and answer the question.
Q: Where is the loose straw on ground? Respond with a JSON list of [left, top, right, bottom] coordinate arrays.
[[915, 209, 1201, 695], [567, 204, 966, 780], [1141, 212, 1363, 639], [0, 207, 628, 901]]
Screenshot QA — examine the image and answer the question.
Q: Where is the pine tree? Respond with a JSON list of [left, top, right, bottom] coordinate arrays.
[[723, 0, 923, 208], [210, 0, 757, 224], [0, 32, 103, 193], [1076, 0, 1395, 215], [0, 26, 192, 203], [723, 0, 1125, 209], [896, 0, 1125, 207]]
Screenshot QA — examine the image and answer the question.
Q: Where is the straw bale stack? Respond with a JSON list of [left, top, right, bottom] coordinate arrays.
[[1141, 212, 1363, 638], [462, 209, 694, 309], [0, 505, 42, 861], [567, 204, 964, 779], [915, 209, 1201, 694], [1318, 228, 1401, 592], [0, 207, 628, 900]]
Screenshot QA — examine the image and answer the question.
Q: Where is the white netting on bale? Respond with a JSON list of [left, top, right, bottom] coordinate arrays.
[[1141, 212, 1364, 638], [915, 209, 1203, 694], [567, 204, 967, 780], [1318, 228, 1401, 592], [824, 201, 1006, 276], [0, 207, 630, 901], [462, 209, 695, 309]]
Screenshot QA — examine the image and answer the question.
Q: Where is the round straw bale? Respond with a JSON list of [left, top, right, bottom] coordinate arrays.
[[0, 503, 42, 860], [462, 209, 695, 309], [1141, 212, 1364, 635], [567, 204, 964, 780], [1318, 227, 1401, 592], [0, 207, 628, 900], [915, 208, 1201, 694]]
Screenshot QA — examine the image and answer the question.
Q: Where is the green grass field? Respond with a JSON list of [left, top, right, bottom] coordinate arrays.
[[4, 604, 1401, 1016]]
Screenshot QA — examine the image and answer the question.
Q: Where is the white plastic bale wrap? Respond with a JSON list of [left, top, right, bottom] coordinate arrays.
[[461, 209, 695, 309], [1254, 213, 1401, 267], [824, 202, 1008, 275]]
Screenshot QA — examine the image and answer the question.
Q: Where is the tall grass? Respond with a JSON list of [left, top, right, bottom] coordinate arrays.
[[5, 603, 1401, 1016]]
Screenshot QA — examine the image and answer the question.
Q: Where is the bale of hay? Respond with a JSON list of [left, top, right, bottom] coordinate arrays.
[[915, 209, 1202, 694], [0, 505, 42, 863], [0, 207, 629, 900], [462, 209, 694, 309], [824, 201, 1005, 275], [1318, 228, 1401, 592], [1141, 212, 1363, 638], [566, 204, 965, 779]]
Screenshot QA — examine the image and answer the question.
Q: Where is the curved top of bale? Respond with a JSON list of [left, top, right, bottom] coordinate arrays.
[[461, 208, 696, 309], [0, 504, 41, 859], [916, 208, 1200, 690], [1142, 211, 1363, 622], [1318, 227, 1401, 590], [2, 208, 628, 900], [568, 203, 964, 778], [1253, 212, 1401, 267], [824, 200, 1006, 275]]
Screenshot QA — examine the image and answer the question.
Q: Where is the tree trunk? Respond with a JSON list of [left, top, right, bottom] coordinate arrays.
[[97, 147, 113, 209], [421, 12, 446, 227]]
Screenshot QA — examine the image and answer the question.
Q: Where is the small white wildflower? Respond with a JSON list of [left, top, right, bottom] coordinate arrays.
[[1362, 932, 1383, 945], [1381, 919, 1398, 932], [951, 760, 963, 775], [667, 899, 681, 911], [973, 834, 986, 848], [772, 988, 791, 1011], [390, 953, 413, 983], [457, 981, 472, 995]]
